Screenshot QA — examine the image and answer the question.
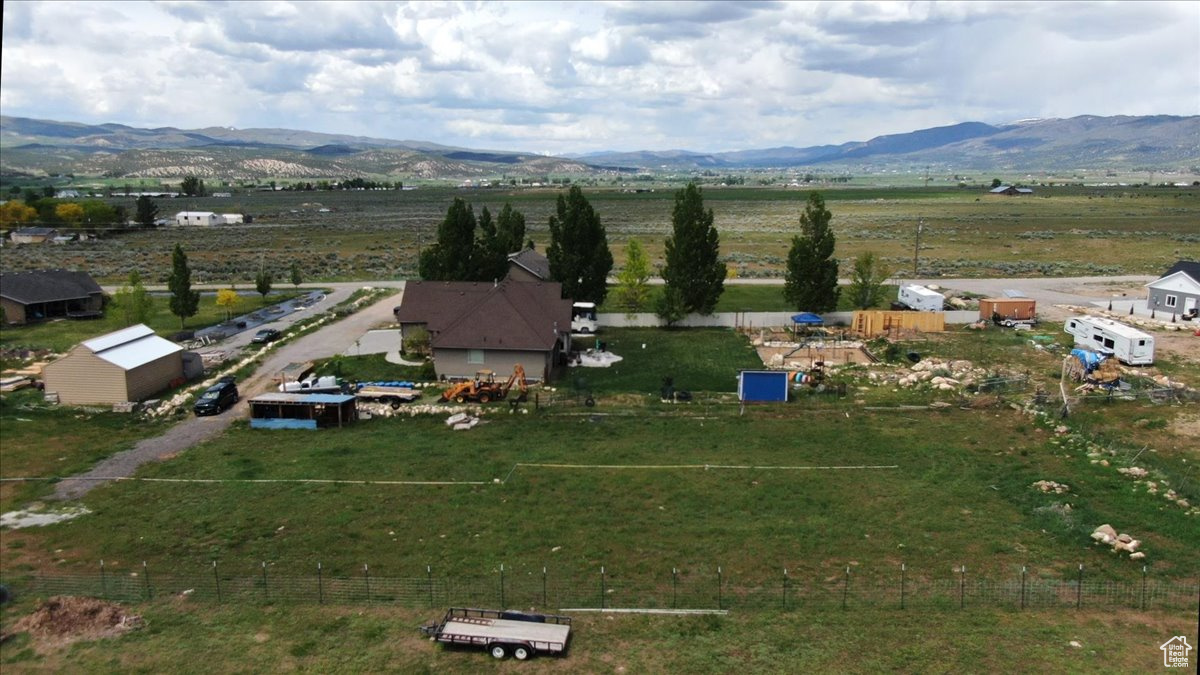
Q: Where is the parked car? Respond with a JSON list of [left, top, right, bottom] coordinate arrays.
[[251, 328, 281, 343], [193, 378, 239, 416]]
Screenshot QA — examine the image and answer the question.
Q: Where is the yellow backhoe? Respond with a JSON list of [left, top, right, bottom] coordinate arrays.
[[440, 364, 528, 404]]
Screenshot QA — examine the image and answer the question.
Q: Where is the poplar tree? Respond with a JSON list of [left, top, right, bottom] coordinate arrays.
[[168, 243, 201, 328], [661, 182, 726, 315], [784, 192, 840, 312], [547, 186, 613, 304]]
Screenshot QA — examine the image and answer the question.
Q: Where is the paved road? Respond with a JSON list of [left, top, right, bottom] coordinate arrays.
[[52, 283, 405, 501]]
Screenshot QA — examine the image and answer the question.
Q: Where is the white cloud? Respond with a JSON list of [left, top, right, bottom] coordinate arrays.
[[1, 0, 1196, 154]]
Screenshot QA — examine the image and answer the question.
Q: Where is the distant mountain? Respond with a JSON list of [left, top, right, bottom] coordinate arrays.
[[578, 117, 1200, 170], [2, 114, 1196, 180]]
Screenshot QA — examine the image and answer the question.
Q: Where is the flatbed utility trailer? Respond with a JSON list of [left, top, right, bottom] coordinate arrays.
[[420, 607, 571, 660], [353, 382, 421, 409]]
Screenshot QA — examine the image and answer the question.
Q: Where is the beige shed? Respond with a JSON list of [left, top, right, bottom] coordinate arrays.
[[42, 324, 185, 405]]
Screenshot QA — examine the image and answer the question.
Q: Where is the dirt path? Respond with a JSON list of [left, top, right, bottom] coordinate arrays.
[[51, 286, 404, 501]]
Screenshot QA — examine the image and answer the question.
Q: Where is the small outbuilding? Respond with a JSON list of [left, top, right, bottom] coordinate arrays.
[[174, 211, 223, 226], [9, 227, 58, 244], [42, 324, 185, 404], [248, 393, 358, 429], [988, 185, 1034, 196]]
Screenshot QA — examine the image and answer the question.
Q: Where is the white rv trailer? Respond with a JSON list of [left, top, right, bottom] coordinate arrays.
[[1063, 316, 1154, 365], [896, 284, 945, 312]]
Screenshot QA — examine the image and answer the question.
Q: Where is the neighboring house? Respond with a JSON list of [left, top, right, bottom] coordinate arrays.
[[220, 213, 245, 224], [174, 211, 223, 226], [0, 269, 104, 325], [1146, 260, 1200, 318], [9, 227, 58, 244], [506, 248, 551, 282], [42, 324, 185, 405], [394, 280, 572, 382], [989, 185, 1034, 195], [55, 189, 82, 199]]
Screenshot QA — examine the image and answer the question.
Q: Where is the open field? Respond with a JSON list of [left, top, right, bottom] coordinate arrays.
[[2, 186, 1197, 283], [1, 601, 1194, 673]]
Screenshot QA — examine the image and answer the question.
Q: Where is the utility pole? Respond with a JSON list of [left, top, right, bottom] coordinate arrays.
[[913, 218, 924, 277]]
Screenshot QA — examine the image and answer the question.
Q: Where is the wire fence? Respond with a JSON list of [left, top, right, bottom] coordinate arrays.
[[5, 563, 1197, 614]]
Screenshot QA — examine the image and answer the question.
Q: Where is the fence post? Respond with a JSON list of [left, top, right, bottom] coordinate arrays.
[[600, 567, 606, 610], [1076, 564, 1083, 610], [842, 566, 850, 610], [262, 562, 269, 602], [317, 562, 324, 605], [1140, 565, 1147, 611], [717, 566, 723, 610], [900, 563, 906, 610], [143, 561, 152, 601], [500, 564, 506, 608], [959, 565, 966, 609], [427, 565, 433, 607], [672, 568, 678, 609], [364, 565, 371, 605], [783, 569, 789, 610], [99, 560, 108, 599], [1021, 566, 1027, 610], [213, 561, 222, 604], [542, 567, 547, 608]]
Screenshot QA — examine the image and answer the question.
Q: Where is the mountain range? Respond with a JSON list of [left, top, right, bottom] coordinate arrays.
[[2, 114, 1197, 180]]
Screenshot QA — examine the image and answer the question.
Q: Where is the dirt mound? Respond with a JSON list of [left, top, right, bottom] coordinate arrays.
[[9, 596, 142, 644]]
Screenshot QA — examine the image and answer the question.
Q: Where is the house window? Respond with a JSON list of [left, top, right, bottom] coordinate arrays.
[[467, 349, 484, 364], [1165, 295, 1177, 308]]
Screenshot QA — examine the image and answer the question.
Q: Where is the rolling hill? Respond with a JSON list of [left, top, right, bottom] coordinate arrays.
[[2, 114, 1196, 180]]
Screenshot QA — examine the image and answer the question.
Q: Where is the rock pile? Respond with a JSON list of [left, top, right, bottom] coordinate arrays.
[[1090, 524, 1145, 560], [895, 359, 985, 391], [1032, 480, 1070, 494]]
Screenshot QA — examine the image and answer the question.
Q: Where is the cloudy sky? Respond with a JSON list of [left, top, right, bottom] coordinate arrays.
[[2, 1, 1197, 155]]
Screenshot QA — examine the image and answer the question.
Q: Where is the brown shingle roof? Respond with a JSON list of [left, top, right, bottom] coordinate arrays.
[[396, 280, 571, 352], [507, 248, 551, 281]]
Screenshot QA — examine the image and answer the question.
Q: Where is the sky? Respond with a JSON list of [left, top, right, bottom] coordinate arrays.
[[2, 1, 1198, 155]]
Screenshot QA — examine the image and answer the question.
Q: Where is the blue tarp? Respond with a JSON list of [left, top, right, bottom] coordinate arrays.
[[738, 371, 789, 402], [791, 313, 824, 325]]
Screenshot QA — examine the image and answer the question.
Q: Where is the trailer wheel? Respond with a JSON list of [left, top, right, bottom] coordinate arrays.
[[490, 644, 508, 659], [389, 398, 401, 410], [513, 645, 532, 660]]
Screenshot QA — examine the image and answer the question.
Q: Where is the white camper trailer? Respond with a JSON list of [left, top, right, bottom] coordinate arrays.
[[897, 284, 945, 312], [1064, 316, 1154, 365]]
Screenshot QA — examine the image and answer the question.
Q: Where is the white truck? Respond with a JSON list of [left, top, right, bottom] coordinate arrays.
[[571, 302, 598, 334], [1064, 316, 1154, 365], [421, 607, 572, 661], [896, 284, 945, 312], [279, 375, 345, 394]]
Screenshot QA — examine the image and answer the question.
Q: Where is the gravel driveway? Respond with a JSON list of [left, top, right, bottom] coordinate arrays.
[[52, 284, 404, 501]]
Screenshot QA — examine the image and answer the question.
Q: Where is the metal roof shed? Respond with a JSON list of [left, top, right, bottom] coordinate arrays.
[[249, 392, 358, 429], [42, 324, 184, 404]]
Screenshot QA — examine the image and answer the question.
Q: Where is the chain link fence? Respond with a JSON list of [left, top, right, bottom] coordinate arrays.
[[6, 563, 1197, 614]]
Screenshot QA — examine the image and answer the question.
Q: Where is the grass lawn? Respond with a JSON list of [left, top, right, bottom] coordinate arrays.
[[1, 602, 1192, 672], [0, 291, 306, 355], [0, 389, 174, 510]]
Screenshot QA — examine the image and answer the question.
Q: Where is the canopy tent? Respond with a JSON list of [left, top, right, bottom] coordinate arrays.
[[791, 313, 824, 325]]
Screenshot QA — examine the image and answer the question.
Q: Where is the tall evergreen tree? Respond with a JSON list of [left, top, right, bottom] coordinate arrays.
[[784, 192, 840, 312], [495, 202, 526, 254], [473, 206, 509, 282], [135, 195, 158, 227], [547, 186, 613, 304], [419, 198, 477, 281], [661, 182, 726, 315], [167, 243, 201, 328]]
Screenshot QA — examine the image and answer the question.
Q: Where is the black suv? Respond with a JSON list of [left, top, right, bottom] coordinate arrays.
[[193, 378, 239, 416], [251, 328, 281, 343]]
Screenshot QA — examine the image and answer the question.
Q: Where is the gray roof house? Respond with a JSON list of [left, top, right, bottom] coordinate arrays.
[[394, 280, 572, 382], [507, 248, 552, 282], [1146, 260, 1200, 319], [989, 185, 1034, 195], [0, 269, 104, 325]]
